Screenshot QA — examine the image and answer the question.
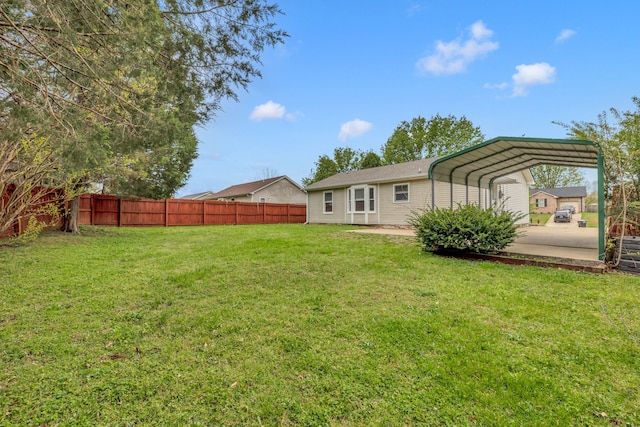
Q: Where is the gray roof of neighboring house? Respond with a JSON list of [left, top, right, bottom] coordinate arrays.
[[531, 186, 587, 198], [208, 175, 303, 199], [305, 158, 437, 191], [180, 191, 216, 200]]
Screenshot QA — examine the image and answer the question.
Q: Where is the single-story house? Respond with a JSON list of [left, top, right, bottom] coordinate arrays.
[[194, 175, 306, 204], [530, 186, 587, 213], [305, 158, 533, 226]]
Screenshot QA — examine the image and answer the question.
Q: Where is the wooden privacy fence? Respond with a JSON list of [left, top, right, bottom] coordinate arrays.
[[0, 186, 64, 238], [78, 194, 306, 227]]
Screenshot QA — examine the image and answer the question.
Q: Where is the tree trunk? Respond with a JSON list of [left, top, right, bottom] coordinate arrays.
[[61, 195, 80, 233]]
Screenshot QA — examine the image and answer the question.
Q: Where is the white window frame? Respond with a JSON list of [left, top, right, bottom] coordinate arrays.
[[393, 183, 410, 203], [347, 185, 375, 213], [259, 197, 266, 203], [323, 191, 333, 214], [535, 198, 547, 208]]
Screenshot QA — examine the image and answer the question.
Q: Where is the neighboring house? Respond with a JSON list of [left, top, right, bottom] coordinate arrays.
[[180, 191, 216, 200], [203, 176, 306, 204], [530, 186, 587, 214], [305, 158, 533, 226]]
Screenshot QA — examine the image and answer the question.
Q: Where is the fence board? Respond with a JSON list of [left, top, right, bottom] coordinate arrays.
[[167, 199, 204, 226], [92, 195, 120, 226], [1, 186, 64, 238], [76, 195, 306, 228], [4, 192, 305, 238]]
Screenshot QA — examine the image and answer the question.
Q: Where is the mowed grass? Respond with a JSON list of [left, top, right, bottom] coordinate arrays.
[[529, 213, 552, 226], [1, 224, 639, 426], [581, 212, 600, 228]]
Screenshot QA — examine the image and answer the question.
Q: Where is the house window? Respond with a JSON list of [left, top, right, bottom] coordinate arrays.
[[354, 188, 365, 212], [259, 197, 266, 203], [347, 185, 375, 213], [369, 187, 375, 212], [535, 198, 547, 207], [323, 191, 333, 214], [394, 184, 409, 202]]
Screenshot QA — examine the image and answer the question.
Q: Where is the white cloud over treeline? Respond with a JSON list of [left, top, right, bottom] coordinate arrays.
[[250, 101, 299, 122], [338, 119, 372, 141]]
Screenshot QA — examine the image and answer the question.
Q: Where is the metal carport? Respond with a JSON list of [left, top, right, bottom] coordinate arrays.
[[427, 136, 605, 260]]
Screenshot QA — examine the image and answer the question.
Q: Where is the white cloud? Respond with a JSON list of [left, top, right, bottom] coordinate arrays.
[[416, 20, 499, 75], [249, 101, 299, 121], [512, 63, 556, 97], [338, 119, 373, 141], [556, 29, 576, 42]]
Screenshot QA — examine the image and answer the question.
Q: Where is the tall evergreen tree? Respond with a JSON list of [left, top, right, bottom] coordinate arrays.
[[0, 0, 287, 233]]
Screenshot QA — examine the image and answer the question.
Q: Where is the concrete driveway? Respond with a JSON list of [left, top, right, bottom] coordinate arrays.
[[349, 213, 601, 262], [507, 213, 600, 261]]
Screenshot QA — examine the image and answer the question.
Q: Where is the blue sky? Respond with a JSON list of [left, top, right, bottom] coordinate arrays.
[[177, 0, 640, 197]]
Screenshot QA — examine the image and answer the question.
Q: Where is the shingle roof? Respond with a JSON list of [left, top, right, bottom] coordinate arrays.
[[531, 186, 587, 198], [305, 158, 436, 191], [180, 191, 215, 200], [209, 176, 300, 199]]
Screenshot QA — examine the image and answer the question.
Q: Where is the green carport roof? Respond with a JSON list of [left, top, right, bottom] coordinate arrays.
[[427, 136, 599, 189]]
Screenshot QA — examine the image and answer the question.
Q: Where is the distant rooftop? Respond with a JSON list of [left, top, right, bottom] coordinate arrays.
[[531, 186, 587, 198]]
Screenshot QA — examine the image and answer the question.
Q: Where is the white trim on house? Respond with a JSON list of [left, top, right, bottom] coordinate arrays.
[[323, 191, 333, 214]]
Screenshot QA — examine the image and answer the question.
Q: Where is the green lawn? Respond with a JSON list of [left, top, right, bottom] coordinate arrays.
[[1, 224, 639, 426], [529, 213, 552, 225], [581, 211, 600, 228]]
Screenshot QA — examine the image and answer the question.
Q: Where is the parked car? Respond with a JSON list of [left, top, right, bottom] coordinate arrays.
[[554, 209, 572, 223], [561, 205, 576, 214]]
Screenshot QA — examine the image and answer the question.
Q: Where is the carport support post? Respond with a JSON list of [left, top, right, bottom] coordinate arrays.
[[597, 147, 605, 261]]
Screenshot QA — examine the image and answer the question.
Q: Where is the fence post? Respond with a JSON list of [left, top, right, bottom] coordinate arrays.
[[286, 204, 290, 223], [203, 200, 206, 225], [263, 202, 266, 224], [234, 202, 238, 225], [91, 194, 95, 225], [117, 198, 122, 227], [165, 199, 169, 226]]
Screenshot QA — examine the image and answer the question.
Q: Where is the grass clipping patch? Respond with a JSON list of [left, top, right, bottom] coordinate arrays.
[[409, 203, 524, 254]]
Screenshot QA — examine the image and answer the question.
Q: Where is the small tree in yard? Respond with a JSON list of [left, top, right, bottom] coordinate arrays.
[[408, 204, 524, 254]]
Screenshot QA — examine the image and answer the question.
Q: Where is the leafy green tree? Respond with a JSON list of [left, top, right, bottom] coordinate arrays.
[[554, 96, 640, 250], [382, 114, 484, 164], [554, 96, 640, 202], [529, 165, 585, 189], [360, 151, 383, 169], [0, 0, 287, 233], [302, 147, 364, 186]]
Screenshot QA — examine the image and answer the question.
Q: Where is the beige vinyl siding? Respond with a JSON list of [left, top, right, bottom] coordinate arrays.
[[433, 181, 480, 208], [497, 172, 530, 225], [307, 188, 347, 224], [376, 180, 430, 225], [307, 172, 527, 225], [252, 179, 306, 204]]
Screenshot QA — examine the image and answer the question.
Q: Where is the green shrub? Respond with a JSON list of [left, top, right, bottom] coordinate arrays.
[[408, 203, 524, 253]]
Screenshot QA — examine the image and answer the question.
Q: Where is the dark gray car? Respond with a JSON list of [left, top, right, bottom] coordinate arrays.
[[554, 209, 572, 223]]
